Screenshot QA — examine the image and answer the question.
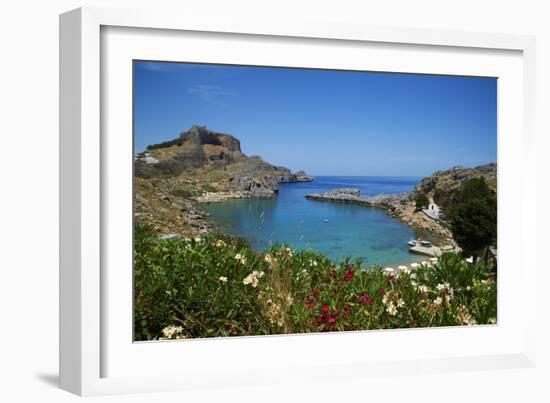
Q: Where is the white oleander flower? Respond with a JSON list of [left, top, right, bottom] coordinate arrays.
[[436, 283, 450, 291], [215, 239, 226, 248], [417, 285, 430, 294], [457, 305, 477, 326], [445, 292, 454, 303], [218, 276, 228, 283], [161, 325, 184, 339], [396, 298, 405, 308], [436, 283, 454, 302], [386, 302, 397, 316], [285, 293, 294, 304], [243, 270, 264, 288], [234, 253, 247, 265], [194, 237, 202, 243], [433, 297, 443, 306]]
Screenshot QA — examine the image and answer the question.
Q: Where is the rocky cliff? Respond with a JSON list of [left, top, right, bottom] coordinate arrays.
[[413, 163, 497, 207], [134, 125, 313, 235]]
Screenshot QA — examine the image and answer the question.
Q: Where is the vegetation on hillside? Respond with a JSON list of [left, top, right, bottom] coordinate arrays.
[[445, 177, 497, 260], [145, 137, 184, 150], [415, 163, 496, 207], [413, 192, 430, 210], [134, 225, 497, 341]]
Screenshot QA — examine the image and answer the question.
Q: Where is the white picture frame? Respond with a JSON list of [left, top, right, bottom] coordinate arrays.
[[59, 6, 537, 396]]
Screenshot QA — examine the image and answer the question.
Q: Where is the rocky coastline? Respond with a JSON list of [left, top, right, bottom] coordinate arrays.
[[306, 188, 410, 208], [135, 127, 495, 245], [304, 163, 496, 246], [306, 188, 455, 245], [134, 125, 313, 236]]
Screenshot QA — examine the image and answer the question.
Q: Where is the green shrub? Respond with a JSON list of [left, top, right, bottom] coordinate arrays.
[[146, 137, 183, 150], [414, 192, 430, 210], [134, 225, 497, 340], [446, 177, 497, 259]]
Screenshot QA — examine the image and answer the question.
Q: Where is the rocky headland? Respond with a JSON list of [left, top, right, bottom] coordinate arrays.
[[134, 125, 313, 236], [413, 163, 496, 206], [306, 163, 497, 245]]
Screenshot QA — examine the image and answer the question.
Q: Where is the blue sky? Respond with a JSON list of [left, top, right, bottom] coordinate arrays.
[[134, 61, 497, 176]]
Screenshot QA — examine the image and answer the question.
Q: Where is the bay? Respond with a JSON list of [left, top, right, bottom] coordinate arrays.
[[201, 176, 423, 267]]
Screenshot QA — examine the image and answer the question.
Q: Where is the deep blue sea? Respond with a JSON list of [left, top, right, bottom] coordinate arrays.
[[202, 176, 423, 267]]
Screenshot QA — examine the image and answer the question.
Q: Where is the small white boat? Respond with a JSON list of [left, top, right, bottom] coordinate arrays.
[[407, 239, 417, 247], [420, 240, 432, 247], [322, 219, 329, 223]]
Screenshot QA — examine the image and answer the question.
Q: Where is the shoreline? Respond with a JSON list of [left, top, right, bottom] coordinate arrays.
[[191, 185, 455, 267], [306, 187, 455, 246], [137, 177, 455, 259]]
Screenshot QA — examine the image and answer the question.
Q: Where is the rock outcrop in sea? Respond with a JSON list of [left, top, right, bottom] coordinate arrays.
[[306, 188, 409, 208]]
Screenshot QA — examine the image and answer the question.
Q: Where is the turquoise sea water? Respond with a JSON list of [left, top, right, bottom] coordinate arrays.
[[201, 176, 423, 267]]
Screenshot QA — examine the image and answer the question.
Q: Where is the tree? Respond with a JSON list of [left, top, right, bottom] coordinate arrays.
[[414, 192, 429, 210], [446, 177, 497, 261]]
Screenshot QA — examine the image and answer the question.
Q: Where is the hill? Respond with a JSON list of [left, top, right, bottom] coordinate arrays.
[[387, 163, 497, 244], [413, 163, 497, 207], [134, 125, 313, 236]]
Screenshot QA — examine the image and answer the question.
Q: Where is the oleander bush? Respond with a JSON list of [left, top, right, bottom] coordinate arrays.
[[134, 225, 497, 341]]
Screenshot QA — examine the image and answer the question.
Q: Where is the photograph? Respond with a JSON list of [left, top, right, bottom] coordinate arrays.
[[133, 61, 497, 341]]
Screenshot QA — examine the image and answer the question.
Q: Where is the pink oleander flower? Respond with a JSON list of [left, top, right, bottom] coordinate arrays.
[[387, 274, 396, 285], [343, 268, 355, 282], [343, 303, 352, 317], [358, 293, 373, 305]]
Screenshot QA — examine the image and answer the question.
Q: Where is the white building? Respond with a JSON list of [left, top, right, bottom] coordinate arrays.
[[142, 155, 159, 164], [423, 202, 440, 220], [429, 202, 440, 218], [135, 152, 159, 164]]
